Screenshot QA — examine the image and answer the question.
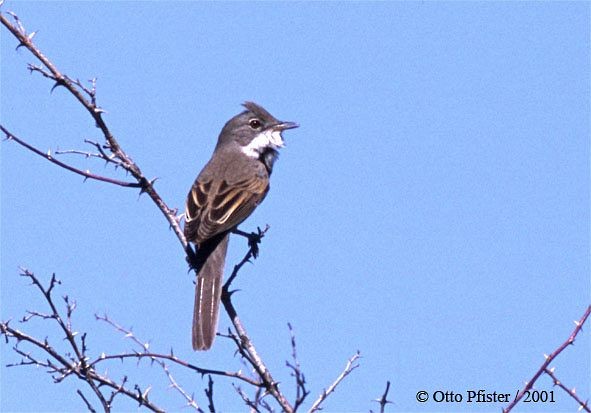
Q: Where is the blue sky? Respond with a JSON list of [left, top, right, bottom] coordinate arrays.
[[1, 2, 589, 412]]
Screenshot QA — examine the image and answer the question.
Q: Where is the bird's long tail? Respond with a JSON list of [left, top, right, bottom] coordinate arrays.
[[192, 233, 229, 351]]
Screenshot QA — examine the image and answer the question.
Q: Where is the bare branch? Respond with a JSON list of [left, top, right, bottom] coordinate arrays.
[[544, 368, 590, 413], [503, 304, 591, 412], [0, 125, 141, 188], [204, 376, 216, 413], [286, 323, 309, 411], [94, 314, 261, 387], [308, 351, 361, 413], [220, 227, 293, 412], [373, 381, 393, 413], [232, 383, 262, 413], [1, 269, 166, 412], [77, 389, 97, 413], [0, 11, 187, 251], [55, 139, 124, 169]]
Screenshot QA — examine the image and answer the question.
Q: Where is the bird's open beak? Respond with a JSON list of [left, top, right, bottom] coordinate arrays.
[[266, 121, 298, 148], [275, 121, 299, 131]]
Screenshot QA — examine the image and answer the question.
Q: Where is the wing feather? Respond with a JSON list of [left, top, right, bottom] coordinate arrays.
[[184, 173, 268, 245]]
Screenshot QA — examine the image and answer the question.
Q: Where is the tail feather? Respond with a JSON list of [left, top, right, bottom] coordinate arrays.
[[192, 233, 229, 351]]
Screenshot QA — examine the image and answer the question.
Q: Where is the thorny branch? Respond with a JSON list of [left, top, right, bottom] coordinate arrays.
[[0, 269, 276, 411], [0, 269, 166, 413], [544, 367, 590, 413], [204, 376, 216, 413], [55, 138, 127, 168], [1, 8, 364, 413], [503, 304, 591, 413], [220, 226, 295, 412], [94, 314, 261, 387], [0, 126, 141, 188], [0, 11, 186, 251], [95, 314, 203, 412]]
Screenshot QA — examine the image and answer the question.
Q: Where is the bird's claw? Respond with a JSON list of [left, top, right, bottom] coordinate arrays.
[[248, 230, 262, 259]]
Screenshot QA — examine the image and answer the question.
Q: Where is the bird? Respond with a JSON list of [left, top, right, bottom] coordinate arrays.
[[184, 102, 298, 350]]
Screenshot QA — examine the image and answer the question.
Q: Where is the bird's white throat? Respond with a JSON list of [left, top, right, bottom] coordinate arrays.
[[241, 129, 284, 158]]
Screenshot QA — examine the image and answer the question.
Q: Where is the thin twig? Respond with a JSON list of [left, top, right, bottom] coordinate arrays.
[[205, 376, 216, 413], [373, 381, 392, 413], [77, 390, 97, 413], [544, 368, 590, 412], [232, 383, 262, 413], [286, 323, 309, 411], [308, 351, 361, 413], [94, 314, 261, 387], [54, 139, 126, 169], [0, 126, 141, 188]]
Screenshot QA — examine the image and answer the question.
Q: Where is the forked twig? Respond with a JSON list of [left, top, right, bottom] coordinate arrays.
[[544, 367, 590, 412], [1, 269, 166, 412], [503, 305, 591, 412], [308, 351, 361, 412], [0, 126, 141, 188]]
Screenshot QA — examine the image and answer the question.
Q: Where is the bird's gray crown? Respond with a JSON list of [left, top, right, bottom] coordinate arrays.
[[216, 102, 281, 148]]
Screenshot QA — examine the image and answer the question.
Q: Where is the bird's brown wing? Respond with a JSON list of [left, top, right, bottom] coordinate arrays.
[[184, 173, 269, 245]]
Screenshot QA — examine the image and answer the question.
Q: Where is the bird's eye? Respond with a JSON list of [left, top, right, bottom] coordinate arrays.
[[249, 119, 262, 129]]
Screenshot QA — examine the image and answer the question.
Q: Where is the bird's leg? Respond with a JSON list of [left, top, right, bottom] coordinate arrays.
[[185, 243, 199, 271]]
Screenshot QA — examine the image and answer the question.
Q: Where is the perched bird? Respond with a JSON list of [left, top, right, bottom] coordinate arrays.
[[184, 102, 298, 350]]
